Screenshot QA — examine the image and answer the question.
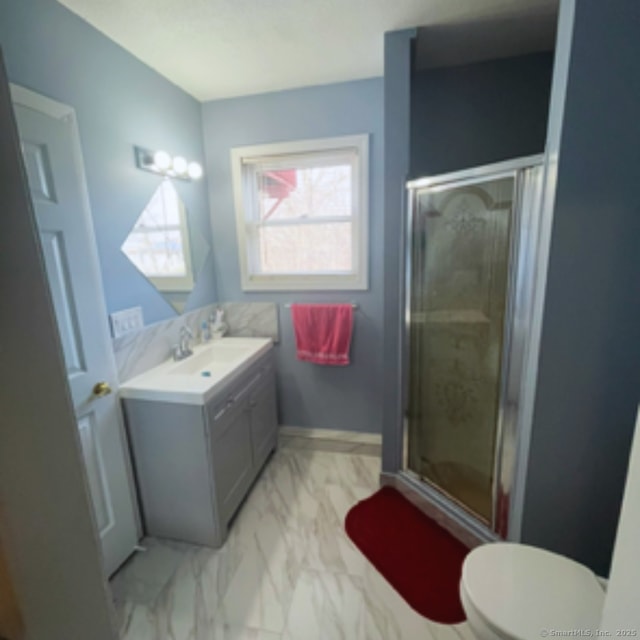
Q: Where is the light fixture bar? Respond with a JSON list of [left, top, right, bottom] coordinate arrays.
[[134, 146, 204, 181]]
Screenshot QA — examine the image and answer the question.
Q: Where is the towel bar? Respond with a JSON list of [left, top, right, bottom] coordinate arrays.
[[284, 303, 359, 309]]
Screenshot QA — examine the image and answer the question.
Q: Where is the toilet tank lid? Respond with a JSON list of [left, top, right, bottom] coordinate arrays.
[[462, 543, 605, 640]]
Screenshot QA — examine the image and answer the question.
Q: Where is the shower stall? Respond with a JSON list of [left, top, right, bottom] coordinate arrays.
[[402, 156, 544, 540]]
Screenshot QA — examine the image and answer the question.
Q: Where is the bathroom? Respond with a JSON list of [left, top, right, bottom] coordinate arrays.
[[1, 0, 639, 638]]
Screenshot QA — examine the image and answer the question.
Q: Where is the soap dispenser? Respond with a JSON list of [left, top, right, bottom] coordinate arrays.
[[200, 320, 212, 343], [210, 308, 228, 340]]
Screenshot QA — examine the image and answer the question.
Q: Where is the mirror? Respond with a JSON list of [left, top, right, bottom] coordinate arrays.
[[121, 179, 210, 313]]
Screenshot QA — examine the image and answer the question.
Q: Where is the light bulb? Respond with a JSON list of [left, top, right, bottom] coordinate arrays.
[[187, 161, 203, 180], [153, 150, 172, 171], [172, 156, 188, 175]]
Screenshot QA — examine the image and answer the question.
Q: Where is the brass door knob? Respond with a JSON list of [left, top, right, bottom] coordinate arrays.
[[92, 381, 112, 398]]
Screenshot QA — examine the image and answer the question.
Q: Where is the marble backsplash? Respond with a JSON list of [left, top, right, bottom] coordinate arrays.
[[112, 302, 279, 383], [217, 302, 279, 341]]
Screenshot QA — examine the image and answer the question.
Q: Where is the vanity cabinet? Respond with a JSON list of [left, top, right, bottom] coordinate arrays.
[[123, 348, 277, 547]]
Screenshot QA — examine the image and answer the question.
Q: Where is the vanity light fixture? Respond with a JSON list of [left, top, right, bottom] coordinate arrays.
[[172, 155, 188, 175], [153, 150, 172, 171], [187, 161, 203, 180], [134, 146, 204, 181]]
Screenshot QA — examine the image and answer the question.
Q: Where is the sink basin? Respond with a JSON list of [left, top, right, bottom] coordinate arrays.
[[119, 337, 273, 405], [169, 344, 250, 376]]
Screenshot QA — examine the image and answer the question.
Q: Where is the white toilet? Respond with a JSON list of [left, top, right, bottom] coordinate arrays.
[[460, 542, 606, 640]]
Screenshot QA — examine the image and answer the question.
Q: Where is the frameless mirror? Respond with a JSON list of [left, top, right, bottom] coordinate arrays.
[[121, 179, 210, 313]]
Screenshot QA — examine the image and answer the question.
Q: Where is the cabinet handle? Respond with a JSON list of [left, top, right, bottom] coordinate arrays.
[[214, 407, 227, 420], [212, 397, 234, 421]]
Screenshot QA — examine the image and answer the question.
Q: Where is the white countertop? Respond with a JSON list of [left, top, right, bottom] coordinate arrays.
[[119, 337, 273, 406]]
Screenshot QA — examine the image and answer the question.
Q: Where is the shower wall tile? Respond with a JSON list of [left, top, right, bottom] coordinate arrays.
[[112, 302, 279, 383]]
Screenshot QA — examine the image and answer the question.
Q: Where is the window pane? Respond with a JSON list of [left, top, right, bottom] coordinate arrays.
[[124, 230, 187, 277], [257, 222, 352, 274], [256, 165, 352, 222]]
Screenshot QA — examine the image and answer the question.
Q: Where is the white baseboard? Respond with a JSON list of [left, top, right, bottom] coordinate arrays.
[[379, 471, 396, 486], [279, 425, 382, 445]]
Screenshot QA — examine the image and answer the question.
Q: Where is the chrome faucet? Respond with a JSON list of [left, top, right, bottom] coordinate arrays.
[[173, 325, 194, 361]]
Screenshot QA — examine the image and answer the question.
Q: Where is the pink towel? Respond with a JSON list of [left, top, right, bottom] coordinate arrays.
[[291, 304, 354, 366]]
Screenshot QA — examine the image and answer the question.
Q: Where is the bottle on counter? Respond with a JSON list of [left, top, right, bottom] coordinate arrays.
[[210, 308, 228, 340], [200, 320, 212, 343]]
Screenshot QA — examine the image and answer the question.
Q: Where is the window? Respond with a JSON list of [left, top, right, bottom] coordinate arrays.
[[231, 135, 369, 291]]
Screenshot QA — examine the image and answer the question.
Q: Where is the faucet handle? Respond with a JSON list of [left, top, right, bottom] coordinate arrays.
[[178, 325, 194, 358]]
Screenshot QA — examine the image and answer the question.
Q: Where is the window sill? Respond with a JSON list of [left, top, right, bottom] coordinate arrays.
[[240, 274, 368, 292]]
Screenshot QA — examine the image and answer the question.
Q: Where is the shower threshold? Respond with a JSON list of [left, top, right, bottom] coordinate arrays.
[[391, 470, 498, 549]]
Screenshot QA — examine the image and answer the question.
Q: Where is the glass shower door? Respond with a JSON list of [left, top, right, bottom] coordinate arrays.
[[406, 174, 516, 523]]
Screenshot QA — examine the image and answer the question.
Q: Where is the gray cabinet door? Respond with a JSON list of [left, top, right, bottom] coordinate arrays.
[[125, 400, 217, 546], [208, 398, 254, 524], [250, 372, 278, 467]]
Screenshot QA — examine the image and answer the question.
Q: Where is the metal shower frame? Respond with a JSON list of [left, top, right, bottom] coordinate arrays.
[[401, 154, 545, 541]]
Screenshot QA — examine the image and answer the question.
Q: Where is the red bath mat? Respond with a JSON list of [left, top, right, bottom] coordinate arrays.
[[345, 486, 469, 623]]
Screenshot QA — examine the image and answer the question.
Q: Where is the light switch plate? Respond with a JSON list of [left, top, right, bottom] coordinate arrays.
[[110, 306, 144, 338]]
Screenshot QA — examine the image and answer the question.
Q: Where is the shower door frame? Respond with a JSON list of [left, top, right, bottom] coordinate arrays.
[[401, 154, 544, 542]]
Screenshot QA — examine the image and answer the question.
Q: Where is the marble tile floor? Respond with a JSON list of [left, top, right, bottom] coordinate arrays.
[[112, 438, 473, 640]]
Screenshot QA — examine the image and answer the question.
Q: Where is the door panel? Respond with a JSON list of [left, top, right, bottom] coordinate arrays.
[[250, 373, 277, 465], [209, 402, 254, 524], [12, 88, 139, 575], [77, 412, 113, 535], [407, 175, 516, 523], [21, 140, 56, 203], [38, 230, 86, 376]]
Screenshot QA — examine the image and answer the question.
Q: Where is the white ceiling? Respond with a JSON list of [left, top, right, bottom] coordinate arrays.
[[57, 0, 559, 102]]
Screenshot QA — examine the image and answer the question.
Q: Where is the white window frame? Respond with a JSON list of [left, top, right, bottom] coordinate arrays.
[[231, 134, 369, 291]]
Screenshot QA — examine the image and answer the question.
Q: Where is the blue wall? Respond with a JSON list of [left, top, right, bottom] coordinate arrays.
[[521, 0, 640, 576], [380, 42, 554, 472], [381, 29, 416, 469], [410, 52, 554, 177], [202, 80, 384, 433], [0, 0, 217, 325]]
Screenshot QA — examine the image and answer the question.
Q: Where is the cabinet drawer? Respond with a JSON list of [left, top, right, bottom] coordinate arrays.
[[207, 356, 274, 431], [207, 373, 258, 434]]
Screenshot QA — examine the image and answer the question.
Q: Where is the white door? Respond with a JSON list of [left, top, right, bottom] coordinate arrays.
[[11, 85, 139, 576]]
